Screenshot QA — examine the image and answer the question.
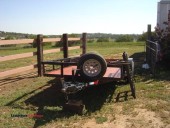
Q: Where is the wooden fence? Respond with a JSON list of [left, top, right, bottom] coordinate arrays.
[[0, 33, 86, 78]]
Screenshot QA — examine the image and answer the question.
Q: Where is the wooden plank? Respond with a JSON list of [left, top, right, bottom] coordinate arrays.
[[43, 38, 61, 42], [43, 38, 80, 42], [43, 48, 60, 54], [0, 39, 34, 45], [0, 52, 37, 62], [68, 46, 81, 50], [0, 38, 80, 45], [68, 38, 80, 41], [0, 65, 36, 78]]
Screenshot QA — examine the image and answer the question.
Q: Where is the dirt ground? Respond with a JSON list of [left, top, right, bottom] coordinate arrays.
[[80, 108, 166, 128]]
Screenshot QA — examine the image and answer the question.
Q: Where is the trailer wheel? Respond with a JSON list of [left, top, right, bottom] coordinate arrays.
[[77, 53, 107, 82]]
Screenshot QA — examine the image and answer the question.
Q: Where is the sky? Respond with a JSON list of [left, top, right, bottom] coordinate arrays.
[[0, 0, 159, 35]]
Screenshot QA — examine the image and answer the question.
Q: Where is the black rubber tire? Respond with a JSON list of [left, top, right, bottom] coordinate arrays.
[[77, 53, 107, 82]]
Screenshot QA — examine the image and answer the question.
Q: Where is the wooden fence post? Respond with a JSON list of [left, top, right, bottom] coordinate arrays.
[[147, 24, 151, 40], [146, 24, 152, 64], [82, 33, 87, 54], [63, 34, 68, 58], [37, 34, 44, 76]]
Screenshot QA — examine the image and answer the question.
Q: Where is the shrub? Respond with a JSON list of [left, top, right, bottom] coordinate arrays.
[[155, 23, 170, 62], [54, 41, 81, 47], [87, 39, 96, 43], [115, 35, 133, 42], [97, 38, 109, 42]]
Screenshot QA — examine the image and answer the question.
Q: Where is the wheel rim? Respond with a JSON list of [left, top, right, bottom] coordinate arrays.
[[82, 59, 101, 77]]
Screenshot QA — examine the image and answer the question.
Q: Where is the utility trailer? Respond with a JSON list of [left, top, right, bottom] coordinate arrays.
[[42, 53, 135, 93], [42, 52, 135, 113], [37, 33, 136, 113]]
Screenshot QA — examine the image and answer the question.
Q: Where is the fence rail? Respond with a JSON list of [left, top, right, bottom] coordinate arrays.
[[0, 65, 37, 78], [0, 52, 37, 62], [0, 34, 85, 78], [0, 39, 34, 45], [0, 38, 81, 45]]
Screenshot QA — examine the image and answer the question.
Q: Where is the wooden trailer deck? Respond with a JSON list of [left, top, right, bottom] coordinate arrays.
[[45, 66, 121, 79]]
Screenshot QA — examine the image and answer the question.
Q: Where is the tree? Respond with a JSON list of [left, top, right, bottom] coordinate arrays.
[[137, 32, 156, 42], [5, 35, 16, 40], [155, 22, 170, 62], [68, 33, 80, 38], [137, 32, 147, 41]]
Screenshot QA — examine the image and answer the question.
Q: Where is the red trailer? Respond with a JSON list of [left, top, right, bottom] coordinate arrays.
[[37, 33, 136, 113], [42, 52, 135, 97]]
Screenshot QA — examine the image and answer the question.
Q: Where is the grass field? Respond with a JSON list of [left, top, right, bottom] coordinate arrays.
[[0, 42, 144, 72], [0, 41, 170, 128]]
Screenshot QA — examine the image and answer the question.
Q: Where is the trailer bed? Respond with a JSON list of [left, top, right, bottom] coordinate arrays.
[[45, 66, 121, 79]]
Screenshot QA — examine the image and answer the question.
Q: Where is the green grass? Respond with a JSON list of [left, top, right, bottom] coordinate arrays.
[[0, 41, 170, 128], [87, 41, 144, 57], [0, 44, 54, 56]]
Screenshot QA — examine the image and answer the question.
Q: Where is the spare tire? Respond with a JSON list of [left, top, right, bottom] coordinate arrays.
[[77, 53, 107, 82]]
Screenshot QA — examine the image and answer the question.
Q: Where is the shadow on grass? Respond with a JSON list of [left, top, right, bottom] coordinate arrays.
[[5, 77, 118, 128], [80, 83, 117, 112], [0, 72, 37, 86], [30, 82, 117, 128]]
